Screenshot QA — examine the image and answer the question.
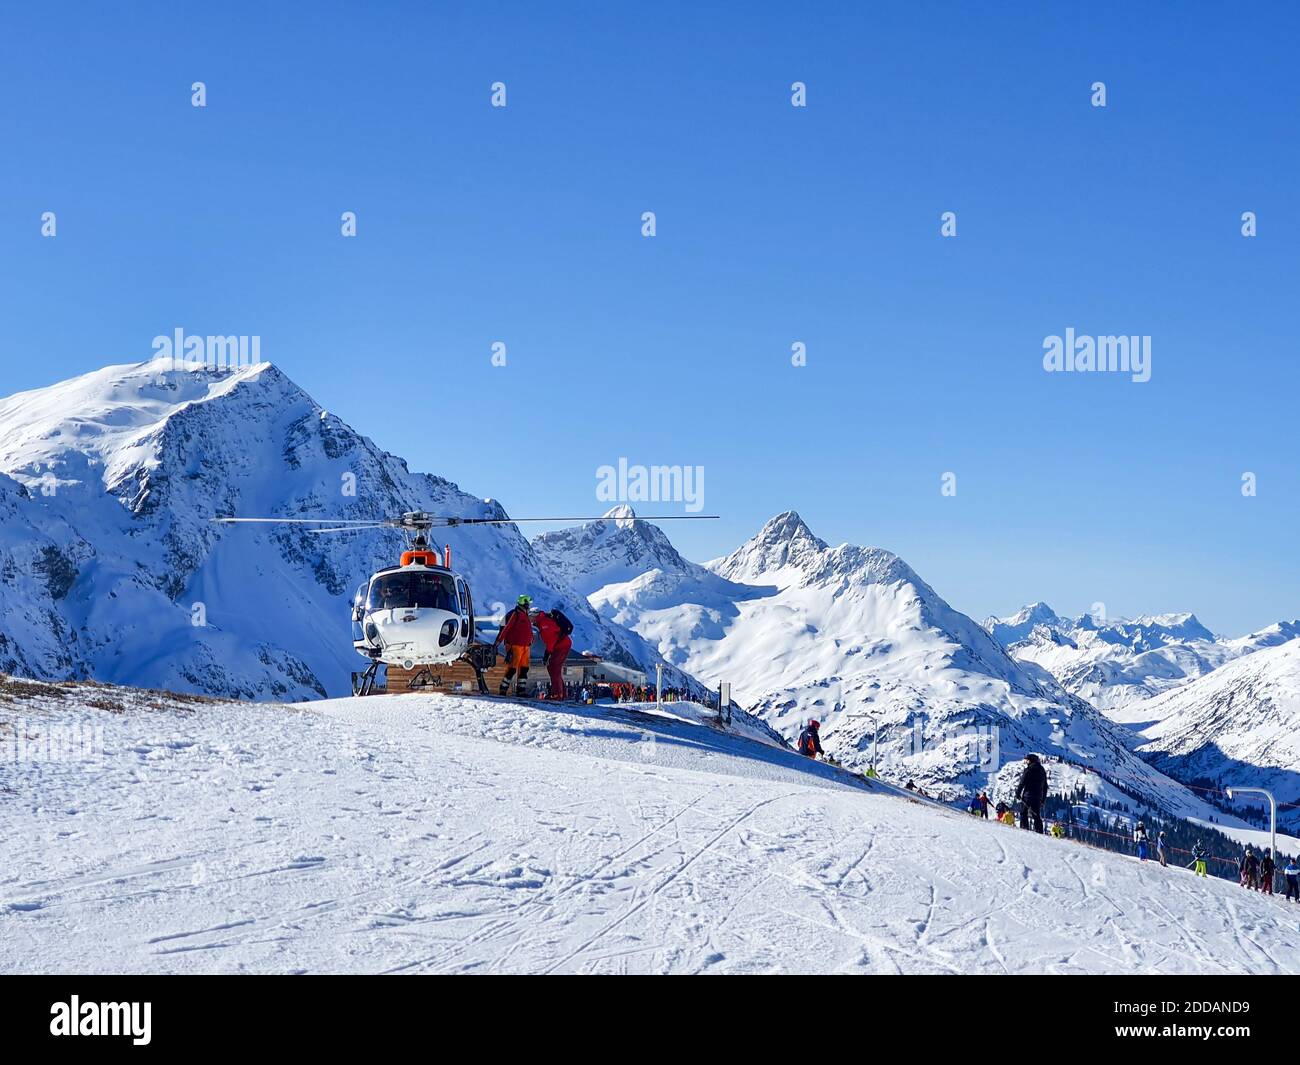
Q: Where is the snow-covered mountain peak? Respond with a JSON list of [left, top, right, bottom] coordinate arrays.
[[555, 512, 1224, 809], [532, 506, 696, 599], [709, 510, 831, 584], [984, 602, 1062, 646], [0, 357, 278, 495]]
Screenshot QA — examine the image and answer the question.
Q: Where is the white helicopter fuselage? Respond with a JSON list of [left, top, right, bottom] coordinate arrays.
[[352, 562, 474, 670]]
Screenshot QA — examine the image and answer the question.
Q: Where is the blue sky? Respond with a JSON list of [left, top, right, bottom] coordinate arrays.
[[2, 1, 1297, 635]]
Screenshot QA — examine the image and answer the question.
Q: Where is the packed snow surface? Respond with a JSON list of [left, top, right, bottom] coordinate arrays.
[[3, 681, 1298, 975]]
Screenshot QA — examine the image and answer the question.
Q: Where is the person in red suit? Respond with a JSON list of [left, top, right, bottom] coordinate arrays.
[[493, 595, 536, 696], [533, 607, 574, 701]]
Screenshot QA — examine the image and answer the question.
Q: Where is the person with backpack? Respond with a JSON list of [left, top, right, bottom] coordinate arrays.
[[1014, 753, 1047, 834], [1284, 857, 1299, 902], [1260, 849, 1276, 896], [493, 594, 536, 697], [1156, 831, 1168, 867], [1134, 822, 1150, 861], [533, 606, 575, 701], [1191, 841, 1208, 877], [797, 719, 823, 759]]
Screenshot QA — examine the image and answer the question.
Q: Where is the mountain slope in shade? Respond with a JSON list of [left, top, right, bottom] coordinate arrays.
[[984, 603, 1300, 713], [1118, 639, 1300, 830], [541, 511, 1237, 822], [0, 359, 687, 699]]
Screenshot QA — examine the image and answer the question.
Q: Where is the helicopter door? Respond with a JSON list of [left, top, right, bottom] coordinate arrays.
[[458, 579, 473, 639]]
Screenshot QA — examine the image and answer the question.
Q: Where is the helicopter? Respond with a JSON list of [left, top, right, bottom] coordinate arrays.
[[211, 508, 718, 696]]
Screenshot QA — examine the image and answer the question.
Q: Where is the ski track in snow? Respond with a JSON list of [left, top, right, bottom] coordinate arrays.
[[3, 691, 1300, 975]]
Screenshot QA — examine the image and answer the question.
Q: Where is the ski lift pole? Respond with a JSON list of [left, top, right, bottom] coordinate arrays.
[[655, 663, 662, 706], [1226, 786, 1277, 864]]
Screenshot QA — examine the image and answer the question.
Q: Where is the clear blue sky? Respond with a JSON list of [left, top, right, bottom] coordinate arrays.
[[2, 1, 1297, 635]]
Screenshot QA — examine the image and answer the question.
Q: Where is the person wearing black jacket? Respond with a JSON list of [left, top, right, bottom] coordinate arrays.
[[1242, 847, 1258, 889], [1260, 849, 1276, 896], [797, 719, 824, 759], [1014, 753, 1047, 834]]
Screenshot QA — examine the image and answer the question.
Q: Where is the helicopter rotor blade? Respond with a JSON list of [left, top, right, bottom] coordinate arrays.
[[212, 517, 400, 526], [305, 525, 395, 535], [445, 515, 720, 525]]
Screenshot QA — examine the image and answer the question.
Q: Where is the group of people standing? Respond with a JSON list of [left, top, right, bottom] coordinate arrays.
[[490, 597, 691, 706], [1236, 846, 1300, 900], [608, 683, 686, 703], [492, 595, 574, 700]]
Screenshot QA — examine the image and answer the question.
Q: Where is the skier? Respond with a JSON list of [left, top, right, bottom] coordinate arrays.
[[1014, 753, 1047, 834], [968, 796, 982, 816], [1190, 841, 1208, 877], [1156, 831, 1168, 867], [1242, 847, 1258, 890], [797, 719, 823, 759], [1134, 821, 1149, 861], [978, 792, 990, 819], [493, 594, 536, 697], [1284, 857, 1300, 902], [1260, 849, 1276, 896], [533, 606, 574, 701]]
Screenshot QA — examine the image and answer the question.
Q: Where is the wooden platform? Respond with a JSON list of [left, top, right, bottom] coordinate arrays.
[[382, 654, 585, 696]]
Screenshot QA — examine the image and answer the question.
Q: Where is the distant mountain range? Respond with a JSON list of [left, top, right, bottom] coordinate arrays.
[[534, 508, 1245, 823], [983, 602, 1300, 712]]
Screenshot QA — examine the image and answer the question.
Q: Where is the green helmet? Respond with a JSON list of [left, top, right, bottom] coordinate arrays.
[[517, 594, 533, 607]]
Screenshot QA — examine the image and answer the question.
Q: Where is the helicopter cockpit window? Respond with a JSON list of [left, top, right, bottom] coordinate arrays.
[[367, 572, 459, 612]]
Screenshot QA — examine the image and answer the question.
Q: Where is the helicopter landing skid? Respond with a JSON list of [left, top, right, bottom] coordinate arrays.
[[406, 667, 440, 690], [351, 660, 381, 697]]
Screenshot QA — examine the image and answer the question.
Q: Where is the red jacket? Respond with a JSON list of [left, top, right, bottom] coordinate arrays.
[[533, 612, 559, 651], [533, 613, 573, 654], [497, 606, 534, 647]]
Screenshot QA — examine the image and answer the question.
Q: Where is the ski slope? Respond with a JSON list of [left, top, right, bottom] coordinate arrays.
[[3, 680, 1298, 975]]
